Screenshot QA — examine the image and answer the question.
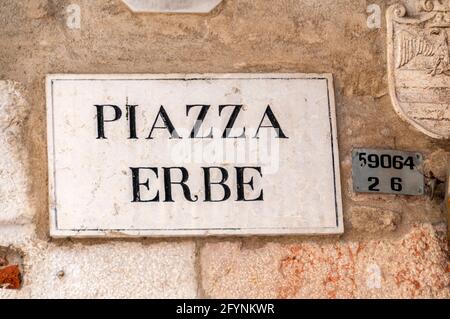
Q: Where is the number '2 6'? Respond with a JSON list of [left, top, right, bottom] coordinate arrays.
[[368, 177, 403, 192]]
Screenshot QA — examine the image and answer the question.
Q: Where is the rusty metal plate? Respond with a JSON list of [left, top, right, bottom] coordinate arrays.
[[352, 148, 424, 196]]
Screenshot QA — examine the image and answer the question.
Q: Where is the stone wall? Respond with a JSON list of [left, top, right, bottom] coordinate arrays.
[[0, 0, 448, 298]]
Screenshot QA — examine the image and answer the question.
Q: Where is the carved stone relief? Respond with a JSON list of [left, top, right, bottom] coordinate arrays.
[[387, 0, 450, 139]]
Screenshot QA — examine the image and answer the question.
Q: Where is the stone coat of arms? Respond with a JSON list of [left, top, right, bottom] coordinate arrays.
[[387, 0, 450, 139]]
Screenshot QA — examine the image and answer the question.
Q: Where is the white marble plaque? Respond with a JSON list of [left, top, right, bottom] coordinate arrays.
[[46, 74, 343, 237], [122, 0, 223, 13]]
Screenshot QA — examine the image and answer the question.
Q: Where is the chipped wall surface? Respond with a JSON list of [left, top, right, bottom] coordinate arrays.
[[0, 0, 449, 298]]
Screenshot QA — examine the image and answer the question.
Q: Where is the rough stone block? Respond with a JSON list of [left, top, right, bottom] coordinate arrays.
[[26, 241, 197, 298], [24, 0, 48, 19], [200, 224, 449, 298], [0, 81, 32, 225], [424, 149, 450, 181], [348, 206, 401, 233]]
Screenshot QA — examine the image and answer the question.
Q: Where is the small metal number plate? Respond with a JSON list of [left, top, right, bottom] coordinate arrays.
[[352, 148, 424, 195]]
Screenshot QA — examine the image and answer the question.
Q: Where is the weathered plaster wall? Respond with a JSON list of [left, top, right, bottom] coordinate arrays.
[[0, 0, 448, 298]]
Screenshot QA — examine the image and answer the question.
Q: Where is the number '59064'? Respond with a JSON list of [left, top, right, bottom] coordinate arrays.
[[358, 153, 415, 170], [358, 153, 415, 192]]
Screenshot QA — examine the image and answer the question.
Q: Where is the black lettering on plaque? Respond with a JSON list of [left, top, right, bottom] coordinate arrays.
[[147, 106, 181, 139], [130, 167, 160, 202], [254, 105, 288, 139], [163, 167, 199, 202], [235, 166, 264, 201], [94, 104, 122, 139], [219, 104, 246, 138], [126, 104, 138, 139], [203, 166, 231, 202], [186, 104, 213, 138]]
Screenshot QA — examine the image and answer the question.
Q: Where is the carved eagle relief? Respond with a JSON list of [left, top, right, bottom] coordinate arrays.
[[396, 28, 450, 75], [387, 1, 450, 139]]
